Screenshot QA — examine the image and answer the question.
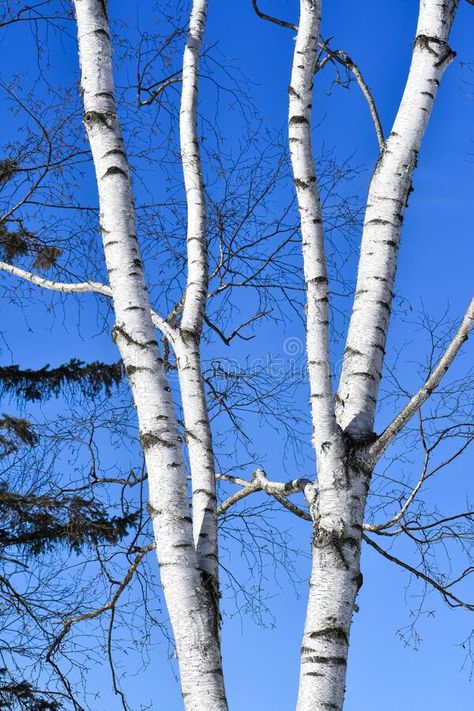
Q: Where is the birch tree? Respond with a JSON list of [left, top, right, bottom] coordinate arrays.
[[0, 0, 473, 709]]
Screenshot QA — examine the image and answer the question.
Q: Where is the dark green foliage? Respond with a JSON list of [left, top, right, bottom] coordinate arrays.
[[0, 224, 29, 262], [0, 359, 123, 402], [0, 669, 59, 710], [0, 414, 37, 444], [0, 159, 18, 186], [0, 482, 138, 555], [0, 220, 62, 268], [32, 246, 63, 270], [0, 358, 130, 705], [0, 414, 37, 454]]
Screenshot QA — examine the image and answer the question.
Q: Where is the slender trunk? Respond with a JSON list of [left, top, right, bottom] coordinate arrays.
[[180, 0, 208, 336], [73, 2, 227, 708], [288, 0, 340, 452], [175, 333, 219, 584], [178, 0, 220, 597], [337, 0, 459, 439], [287, 1, 367, 708]]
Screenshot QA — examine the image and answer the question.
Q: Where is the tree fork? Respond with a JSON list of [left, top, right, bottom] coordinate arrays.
[[72, 1, 227, 708]]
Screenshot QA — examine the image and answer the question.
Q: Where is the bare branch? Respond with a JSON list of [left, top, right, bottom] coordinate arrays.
[[363, 533, 474, 612], [217, 480, 260, 515], [0, 261, 175, 340], [251, 3, 384, 150], [250, 0, 297, 31], [329, 49, 385, 152], [0, 259, 112, 296], [371, 297, 474, 460], [138, 74, 182, 107], [47, 543, 154, 660], [217, 467, 315, 519], [364, 452, 429, 533]]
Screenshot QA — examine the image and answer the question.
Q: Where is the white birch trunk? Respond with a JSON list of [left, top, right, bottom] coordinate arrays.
[[288, 0, 341, 456], [289, 3, 366, 709], [179, 0, 208, 338], [337, 0, 459, 440], [175, 334, 219, 584], [291, 2, 459, 709], [176, 0, 220, 595], [73, 2, 227, 708], [296, 464, 368, 711]]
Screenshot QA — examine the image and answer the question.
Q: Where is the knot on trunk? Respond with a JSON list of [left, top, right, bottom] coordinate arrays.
[[313, 526, 359, 569], [414, 35, 455, 66], [83, 110, 114, 129]]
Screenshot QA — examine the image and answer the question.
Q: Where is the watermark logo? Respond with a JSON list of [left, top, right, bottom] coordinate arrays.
[[283, 336, 305, 358]]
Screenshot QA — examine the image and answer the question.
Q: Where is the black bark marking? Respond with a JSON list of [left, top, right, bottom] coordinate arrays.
[[352, 371, 376, 381], [289, 115, 309, 125], [83, 110, 112, 128], [112, 325, 157, 350], [301, 655, 346, 665], [140, 432, 174, 451], [103, 148, 125, 158], [309, 627, 348, 643], [308, 275, 328, 285], [193, 489, 216, 500], [102, 166, 127, 179]]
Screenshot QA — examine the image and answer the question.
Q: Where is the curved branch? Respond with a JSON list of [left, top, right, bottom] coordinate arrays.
[[0, 261, 175, 341], [138, 74, 182, 107], [251, 2, 384, 150], [267, 490, 312, 521], [364, 473, 427, 533], [0, 260, 111, 295], [371, 297, 474, 460], [330, 50, 385, 151], [363, 533, 474, 611], [217, 480, 260, 515], [251, 0, 297, 30], [47, 543, 154, 660]]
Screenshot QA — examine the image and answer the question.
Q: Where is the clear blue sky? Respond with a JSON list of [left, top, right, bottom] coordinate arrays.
[[0, 1, 473, 709]]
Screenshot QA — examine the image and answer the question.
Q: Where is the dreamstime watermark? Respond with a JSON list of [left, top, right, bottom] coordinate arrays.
[[127, 335, 344, 382], [282, 336, 305, 358], [161, 335, 311, 383]]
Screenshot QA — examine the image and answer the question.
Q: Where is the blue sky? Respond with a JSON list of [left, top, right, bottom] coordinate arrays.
[[0, 1, 473, 709]]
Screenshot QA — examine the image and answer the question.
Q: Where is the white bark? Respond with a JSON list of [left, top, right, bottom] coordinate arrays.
[[291, 2, 460, 710], [288, 0, 341, 458], [72, 2, 227, 708], [175, 0, 220, 591], [0, 1, 465, 708], [296, 465, 368, 711], [0, 261, 174, 337], [174, 333, 218, 583], [180, 0, 208, 335], [337, 0, 460, 440], [288, 3, 366, 709]]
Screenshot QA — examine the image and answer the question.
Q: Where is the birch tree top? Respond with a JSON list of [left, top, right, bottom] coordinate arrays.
[[0, 0, 472, 709]]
